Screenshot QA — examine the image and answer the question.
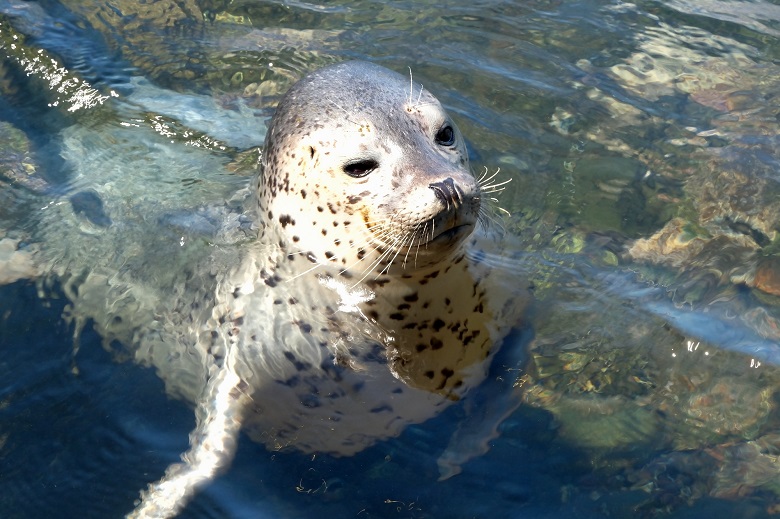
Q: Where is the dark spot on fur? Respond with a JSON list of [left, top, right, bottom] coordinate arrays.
[[389, 312, 405, 320], [288, 297, 298, 305], [424, 370, 435, 379], [325, 251, 335, 259], [279, 375, 300, 387], [431, 338, 443, 350], [301, 394, 320, 408], [301, 189, 307, 199], [432, 318, 446, 331], [415, 344, 428, 352], [283, 350, 311, 371], [366, 278, 389, 289], [403, 292, 419, 302], [279, 214, 294, 228], [370, 405, 392, 413], [397, 303, 410, 311], [306, 252, 317, 263], [295, 321, 313, 334], [321, 229, 328, 236], [347, 195, 362, 204], [264, 275, 279, 288]]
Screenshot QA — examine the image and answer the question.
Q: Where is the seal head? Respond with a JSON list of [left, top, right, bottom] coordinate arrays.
[[256, 60, 479, 274]]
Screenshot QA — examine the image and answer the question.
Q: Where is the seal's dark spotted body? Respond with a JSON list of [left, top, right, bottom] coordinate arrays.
[[131, 61, 526, 518]]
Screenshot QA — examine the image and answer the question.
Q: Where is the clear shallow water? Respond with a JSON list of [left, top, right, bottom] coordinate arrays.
[[1, 0, 780, 518]]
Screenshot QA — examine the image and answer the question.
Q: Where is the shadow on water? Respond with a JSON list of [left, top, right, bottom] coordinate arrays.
[[0, 281, 194, 518]]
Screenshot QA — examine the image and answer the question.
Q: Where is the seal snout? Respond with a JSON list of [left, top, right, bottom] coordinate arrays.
[[429, 178, 465, 210]]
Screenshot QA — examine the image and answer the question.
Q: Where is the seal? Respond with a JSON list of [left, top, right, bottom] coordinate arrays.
[[128, 60, 526, 518]]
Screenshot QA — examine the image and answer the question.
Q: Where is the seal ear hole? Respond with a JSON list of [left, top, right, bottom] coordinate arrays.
[[435, 125, 455, 146], [343, 159, 378, 178]]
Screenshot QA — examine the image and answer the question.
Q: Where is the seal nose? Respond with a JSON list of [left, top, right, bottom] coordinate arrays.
[[429, 178, 464, 210]]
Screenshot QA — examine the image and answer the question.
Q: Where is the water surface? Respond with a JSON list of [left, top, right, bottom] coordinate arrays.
[[1, 0, 780, 517]]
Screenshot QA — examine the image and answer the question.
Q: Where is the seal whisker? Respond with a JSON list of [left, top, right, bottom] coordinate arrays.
[[413, 221, 429, 267], [477, 166, 497, 185], [284, 259, 325, 283], [382, 231, 412, 273], [477, 200, 509, 231], [324, 97, 364, 128], [479, 179, 513, 194], [349, 230, 402, 285], [401, 224, 423, 268]]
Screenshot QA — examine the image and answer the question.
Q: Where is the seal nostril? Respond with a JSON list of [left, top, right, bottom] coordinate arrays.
[[429, 178, 463, 209]]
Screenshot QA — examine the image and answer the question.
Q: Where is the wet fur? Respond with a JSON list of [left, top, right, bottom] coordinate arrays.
[[117, 61, 526, 517]]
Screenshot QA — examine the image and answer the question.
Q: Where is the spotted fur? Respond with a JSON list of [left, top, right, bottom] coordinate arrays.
[[130, 61, 526, 518]]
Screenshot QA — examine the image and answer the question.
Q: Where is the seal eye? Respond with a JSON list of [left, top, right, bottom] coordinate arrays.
[[435, 125, 455, 146], [343, 159, 378, 178]]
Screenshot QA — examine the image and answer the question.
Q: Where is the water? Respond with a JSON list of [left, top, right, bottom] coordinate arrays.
[[1, 0, 780, 517]]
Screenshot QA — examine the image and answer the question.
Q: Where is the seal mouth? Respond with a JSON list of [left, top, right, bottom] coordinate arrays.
[[426, 223, 474, 247]]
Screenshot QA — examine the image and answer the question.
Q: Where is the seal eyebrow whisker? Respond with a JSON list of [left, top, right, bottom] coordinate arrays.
[[406, 66, 426, 110], [415, 84, 425, 107], [408, 66, 414, 106]]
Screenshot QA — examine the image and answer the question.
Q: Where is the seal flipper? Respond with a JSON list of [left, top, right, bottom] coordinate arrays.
[[437, 327, 532, 480], [128, 362, 250, 519]]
